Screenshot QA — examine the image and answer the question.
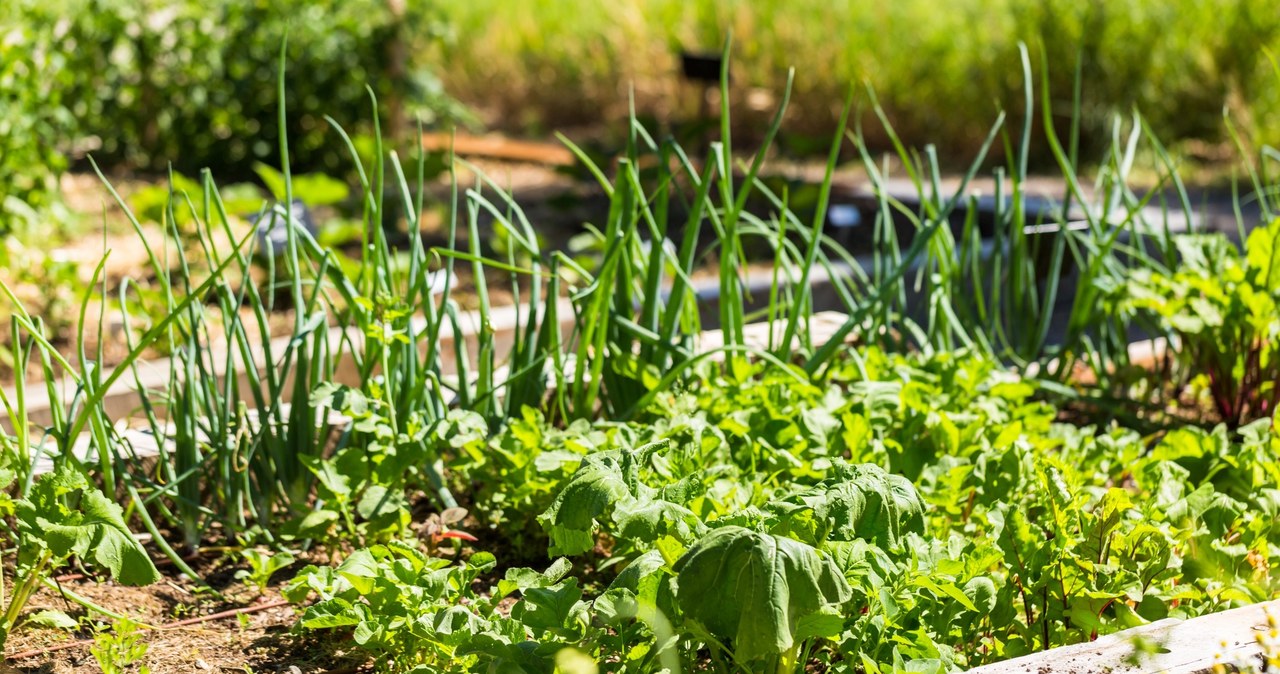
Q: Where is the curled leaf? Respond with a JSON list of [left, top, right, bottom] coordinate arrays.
[[673, 526, 852, 661]]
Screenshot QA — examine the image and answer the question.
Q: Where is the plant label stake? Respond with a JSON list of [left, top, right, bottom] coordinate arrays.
[[680, 50, 726, 149]]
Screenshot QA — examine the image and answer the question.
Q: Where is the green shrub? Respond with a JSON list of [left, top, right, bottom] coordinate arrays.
[[0, 18, 71, 234], [5, 0, 461, 179]]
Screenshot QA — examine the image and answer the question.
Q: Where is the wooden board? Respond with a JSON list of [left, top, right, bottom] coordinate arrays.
[[966, 600, 1280, 674], [421, 133, 575, 166]]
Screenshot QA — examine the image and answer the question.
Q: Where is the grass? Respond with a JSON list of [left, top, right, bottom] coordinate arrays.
[[431, 0, 1280, 165]]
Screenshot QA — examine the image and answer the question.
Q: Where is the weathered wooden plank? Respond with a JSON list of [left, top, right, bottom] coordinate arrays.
[[967, 600, 1280, 674], [694, 310, 853, 355]]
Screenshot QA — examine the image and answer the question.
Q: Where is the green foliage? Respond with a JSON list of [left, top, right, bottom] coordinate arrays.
[[3, 0, 460, 178], [15, 465, 159, 586], [538, 439, 703, 556], [435, 0, 1280, 157], [253, 163, 350, 207], [766, 463, 926, 550], [0, 18, 70, 234], [235, 549, 297, 595], [674, 526, 852, 663], [0, 240, 81, 356], [453, 407, 598, 557], [1, 464, 158, 650], [290, 384, 425, 546], [289, 348, 1274, 673], [1122, 218, 1280, 424], [91, 618, 152, 674], [284, 544, 515, 673], [6, 30, 1280, 673]]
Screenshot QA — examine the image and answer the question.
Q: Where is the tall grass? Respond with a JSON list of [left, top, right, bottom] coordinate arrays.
[[433, 0, 1280, 162]]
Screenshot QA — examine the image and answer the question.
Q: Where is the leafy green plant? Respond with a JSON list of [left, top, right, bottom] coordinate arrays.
[[235, 549, 297, 595], [4, 0, 463, 177], [6, 27, 1279, 673], [0, 465, 159, 651], [537, 438, 703, 556], [673, 526, 852, 666], [91, 618, 151, 674], [0, 12, 70, 235], [285, 385, 418, 547], [284, 544, 507, 673], [321, 346, 1271, 672], [764, 463, 926, 550], [1122, 218, 1280, 424]]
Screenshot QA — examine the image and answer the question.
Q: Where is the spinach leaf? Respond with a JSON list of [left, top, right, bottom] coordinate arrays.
[[673, 525, 852, 661], [767, 462, 926, 549], [15, 465, 159, 586]]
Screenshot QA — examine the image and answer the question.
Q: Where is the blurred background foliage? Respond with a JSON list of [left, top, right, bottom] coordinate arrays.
[[0, 0, 465, 232], [7, 0, 462, 174], [2, 0, 1279, 234], [435, 0, 1280, 159]]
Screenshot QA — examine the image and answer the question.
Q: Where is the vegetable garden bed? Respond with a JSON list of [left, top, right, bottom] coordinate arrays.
[[6, 330, 1280, 674], [3, 45, 1280, 674]]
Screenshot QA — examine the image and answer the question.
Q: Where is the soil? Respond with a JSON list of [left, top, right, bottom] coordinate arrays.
[[4, 553, 365, 674]]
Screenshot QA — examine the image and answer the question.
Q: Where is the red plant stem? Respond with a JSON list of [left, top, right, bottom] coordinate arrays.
[[162, 599, 290, 629], [4, 599, 290, 661], [1233, 344, 1259, 423], [1203, 348, 1233, 423]]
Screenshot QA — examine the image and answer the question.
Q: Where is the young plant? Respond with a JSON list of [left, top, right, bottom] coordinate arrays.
[[419, 506, 477, 558], [235, 549, 297, 595], [0, 464, 159, 652], [91, 618, 151, 674], [283, 544, 507, 673], [1122, 218, 1280, 425]]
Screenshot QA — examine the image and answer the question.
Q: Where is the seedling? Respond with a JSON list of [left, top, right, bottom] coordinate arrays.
[[91, 618, 150, 674], [235, 549, 297, 595]]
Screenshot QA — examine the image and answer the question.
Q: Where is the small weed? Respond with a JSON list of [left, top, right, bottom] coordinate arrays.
[[90, 618, 150, 674], [235, 549, 297, 595]]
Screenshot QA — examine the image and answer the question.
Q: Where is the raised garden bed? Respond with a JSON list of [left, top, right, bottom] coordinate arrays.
[[3, 57, 1279, 674]]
